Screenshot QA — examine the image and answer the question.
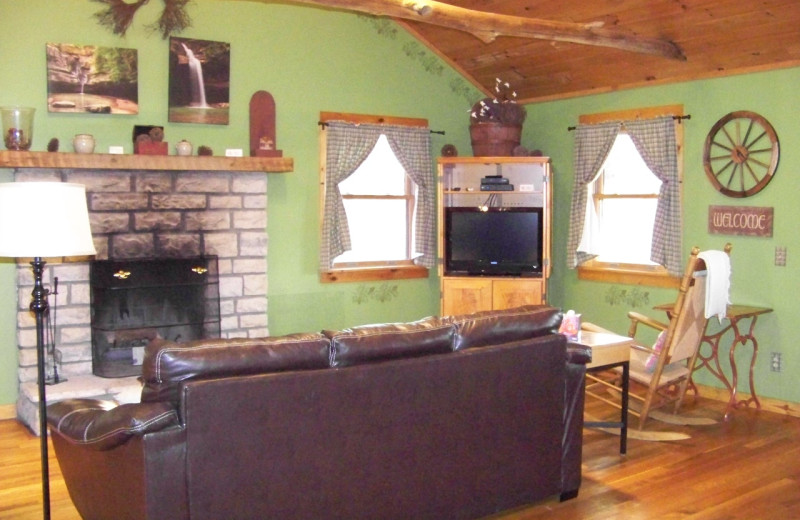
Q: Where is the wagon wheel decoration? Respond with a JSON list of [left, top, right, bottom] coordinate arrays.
[[703, 111, 779, 198]]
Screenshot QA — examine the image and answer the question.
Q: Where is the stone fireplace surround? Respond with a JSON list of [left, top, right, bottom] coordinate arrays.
[[14, 167, 270, 434]]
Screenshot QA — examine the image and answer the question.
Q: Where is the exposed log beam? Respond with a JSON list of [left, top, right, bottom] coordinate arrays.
[[228, 0, 685, 60]]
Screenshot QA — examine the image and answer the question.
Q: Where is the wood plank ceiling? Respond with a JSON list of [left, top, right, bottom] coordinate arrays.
[[397, 0, 800, 103]]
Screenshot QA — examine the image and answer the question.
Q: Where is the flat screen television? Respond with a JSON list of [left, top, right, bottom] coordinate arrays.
[[445, 206, 543, 276]]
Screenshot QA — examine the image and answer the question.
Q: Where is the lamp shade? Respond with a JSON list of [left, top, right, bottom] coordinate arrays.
[[0, 182, 96, 258]]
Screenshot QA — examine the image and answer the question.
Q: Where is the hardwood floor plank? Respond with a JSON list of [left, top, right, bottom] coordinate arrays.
[[1, 395, 799, 519]]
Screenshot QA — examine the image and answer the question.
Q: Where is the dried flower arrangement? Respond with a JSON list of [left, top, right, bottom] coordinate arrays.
[[92, 0, 192, 39], [470, 78, 527, 126]]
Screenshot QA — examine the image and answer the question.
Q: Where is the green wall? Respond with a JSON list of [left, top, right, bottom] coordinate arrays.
[[0, 0, 479, 406], [525, 67, 800, 403], [1, 0, 797, 408]]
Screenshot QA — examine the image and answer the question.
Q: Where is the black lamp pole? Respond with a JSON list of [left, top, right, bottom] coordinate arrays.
[[0, 181, 97, 520], [30, 256, 51, 520]]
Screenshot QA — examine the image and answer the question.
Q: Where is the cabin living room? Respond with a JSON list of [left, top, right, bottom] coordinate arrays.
[[1, 1, 799, 518]]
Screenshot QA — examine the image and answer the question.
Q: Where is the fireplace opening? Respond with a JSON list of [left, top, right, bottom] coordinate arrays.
[[90, 256, 221, 378]]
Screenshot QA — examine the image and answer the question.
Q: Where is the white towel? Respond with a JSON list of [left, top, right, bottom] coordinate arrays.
[[697, 250, 731, 322]]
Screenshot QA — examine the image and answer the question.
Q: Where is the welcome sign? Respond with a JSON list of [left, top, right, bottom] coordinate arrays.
[[708, 205, 773, 237]]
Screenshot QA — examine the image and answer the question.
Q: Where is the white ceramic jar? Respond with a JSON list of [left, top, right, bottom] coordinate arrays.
[[176, 139, 193, 156], [73, 134, 95, 154]]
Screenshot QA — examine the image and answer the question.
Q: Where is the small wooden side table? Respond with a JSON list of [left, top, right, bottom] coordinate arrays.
[[580, 331, 634, 454]]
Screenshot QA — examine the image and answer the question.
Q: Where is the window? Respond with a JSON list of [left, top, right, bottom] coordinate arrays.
[[567, 106, 684, 288], [334, 135, 416, 265], [319, 113, 436, 283], [586, 133, 662, 265]]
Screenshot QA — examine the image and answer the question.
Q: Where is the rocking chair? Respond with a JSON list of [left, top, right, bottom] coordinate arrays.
[[584, 244, 732, 428]]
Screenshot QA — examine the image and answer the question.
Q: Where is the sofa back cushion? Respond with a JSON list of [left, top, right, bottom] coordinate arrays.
[[141, 333, 331, 406], [450, 305, 563, 351], [326, 316, 454, 367]]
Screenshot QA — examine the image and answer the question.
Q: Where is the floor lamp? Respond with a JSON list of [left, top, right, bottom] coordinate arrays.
[[0, 182, 96, 520]]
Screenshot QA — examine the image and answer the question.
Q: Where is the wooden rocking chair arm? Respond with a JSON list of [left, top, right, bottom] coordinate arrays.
[[627, 311, 668, 332], [630, 343, 653, 354]]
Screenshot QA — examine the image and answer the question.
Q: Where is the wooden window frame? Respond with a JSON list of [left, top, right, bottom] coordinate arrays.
[[576, 105, 684, 289], [319, 112, 429, 283]]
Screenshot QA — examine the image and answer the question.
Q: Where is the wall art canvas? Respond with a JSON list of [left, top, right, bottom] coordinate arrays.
[[169, 37, 230, 125], [46, 43, 139, 114]]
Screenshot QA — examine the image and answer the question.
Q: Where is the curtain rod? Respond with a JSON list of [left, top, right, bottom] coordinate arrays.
[[566, 114, 691, 132], [318, 121, 445, 135]]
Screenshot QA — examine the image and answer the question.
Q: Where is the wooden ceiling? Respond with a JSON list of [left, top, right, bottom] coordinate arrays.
[[395, 0, 800, 103]]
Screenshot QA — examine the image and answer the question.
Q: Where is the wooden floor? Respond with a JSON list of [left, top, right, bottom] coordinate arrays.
[[1, 396, 799, 519]]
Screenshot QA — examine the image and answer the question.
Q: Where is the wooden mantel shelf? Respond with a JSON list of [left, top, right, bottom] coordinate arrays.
[[0, 150, 293, 173]]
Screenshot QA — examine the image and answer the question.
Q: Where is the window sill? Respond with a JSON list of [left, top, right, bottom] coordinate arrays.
[[320, 265, 429, 283], [578, 264, 680, 289]]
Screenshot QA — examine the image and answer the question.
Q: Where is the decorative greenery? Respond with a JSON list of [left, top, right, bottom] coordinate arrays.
[[360, 15, 399, 39], [92, 0, 192, 39], [352, 283, 399, 304], [359, 14, 474, 103], [449, 77, 475, 105], [604, 286, 650, 308], [470, 78, 527, 126]]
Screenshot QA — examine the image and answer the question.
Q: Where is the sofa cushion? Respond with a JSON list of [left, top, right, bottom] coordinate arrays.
[[141, 333, 331, 406], [326, 316, 454, 367], [450, 305, 563, 351]]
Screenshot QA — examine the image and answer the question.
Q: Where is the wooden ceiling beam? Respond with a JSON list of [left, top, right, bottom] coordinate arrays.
[[229, 0, 686, 60]]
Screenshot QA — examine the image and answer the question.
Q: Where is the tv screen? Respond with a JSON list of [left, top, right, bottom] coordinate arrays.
[[445, 207, 543, 276]]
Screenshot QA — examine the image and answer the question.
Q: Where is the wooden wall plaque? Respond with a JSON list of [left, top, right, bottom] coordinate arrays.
[[249, 90, 282, 157], [708, 205, 773, 237]]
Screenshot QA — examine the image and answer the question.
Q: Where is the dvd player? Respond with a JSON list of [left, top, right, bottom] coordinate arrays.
[[480, 184, 514, 191], [480, 176, 510, 184]]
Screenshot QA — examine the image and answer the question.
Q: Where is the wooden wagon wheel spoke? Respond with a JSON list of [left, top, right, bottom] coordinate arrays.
[[703, 111, 780, 198]]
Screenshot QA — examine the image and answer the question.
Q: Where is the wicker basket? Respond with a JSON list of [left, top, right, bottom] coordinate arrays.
[[469, 123, 522, 157]]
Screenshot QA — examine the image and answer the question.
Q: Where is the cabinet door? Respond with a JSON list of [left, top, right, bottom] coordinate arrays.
[[492, 279, 543, 309], [442, 278, 493, 316]]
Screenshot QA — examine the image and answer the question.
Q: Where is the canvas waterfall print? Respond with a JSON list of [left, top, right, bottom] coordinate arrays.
[[168, 37, 231, 125], [46, 43, 139, 115]]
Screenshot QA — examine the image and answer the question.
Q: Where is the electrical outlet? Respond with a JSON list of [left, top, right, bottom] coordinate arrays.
[[771, 352, 782, 372], [775, 246, 787, 266]]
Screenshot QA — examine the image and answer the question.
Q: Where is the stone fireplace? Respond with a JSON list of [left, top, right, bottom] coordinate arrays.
[[14, 167, 270, 433]]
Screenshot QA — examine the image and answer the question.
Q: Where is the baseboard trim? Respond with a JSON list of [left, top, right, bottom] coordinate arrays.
[[0, 403, 16, 421], [695, 384, 800, 419]]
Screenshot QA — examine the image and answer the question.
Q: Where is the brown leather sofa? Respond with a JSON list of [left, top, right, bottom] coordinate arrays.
[[47, 305, 590, 520]]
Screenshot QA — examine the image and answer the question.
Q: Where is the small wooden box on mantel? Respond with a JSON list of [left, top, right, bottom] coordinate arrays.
[[134, 141, 168, 155]]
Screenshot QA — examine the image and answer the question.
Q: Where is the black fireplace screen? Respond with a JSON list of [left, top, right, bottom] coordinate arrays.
[[90, 256, 220, 378]]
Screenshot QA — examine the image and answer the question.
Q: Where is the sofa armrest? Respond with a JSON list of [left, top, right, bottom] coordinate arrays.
[[47, 398, 180, 451], [561, 341, 590, 500], [566, 342, 592, 365]]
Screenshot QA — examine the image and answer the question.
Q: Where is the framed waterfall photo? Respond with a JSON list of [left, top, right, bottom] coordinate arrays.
[[168, 37, 230, 125], [46, 43, 139, 115]]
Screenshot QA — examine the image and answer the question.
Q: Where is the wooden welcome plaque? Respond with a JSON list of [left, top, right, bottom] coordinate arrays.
[[708, 205, 773, 237]]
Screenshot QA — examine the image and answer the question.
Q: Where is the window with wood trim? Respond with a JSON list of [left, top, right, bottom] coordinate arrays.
[[571, 105, 684, 288], [319, 112, 435, 283]]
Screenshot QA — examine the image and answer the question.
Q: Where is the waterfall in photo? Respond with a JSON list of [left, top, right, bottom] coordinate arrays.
[[181, 43, 209, 108]]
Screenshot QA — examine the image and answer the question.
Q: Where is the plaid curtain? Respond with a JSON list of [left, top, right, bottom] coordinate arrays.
[[320, 121, 435, 270], [627, 116, 682, 275], [566, 116, 682, 275], [566, 121, 619, 269]]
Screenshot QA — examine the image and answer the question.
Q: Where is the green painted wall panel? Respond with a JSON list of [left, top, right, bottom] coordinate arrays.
[[1, 0, 797, 408], [525, 67, 800, 403], [0, 0, 479, 406]]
